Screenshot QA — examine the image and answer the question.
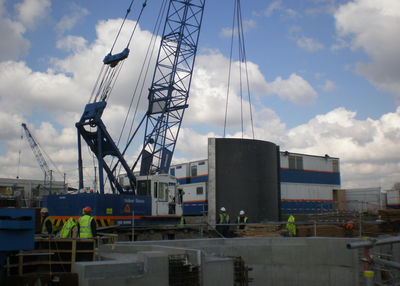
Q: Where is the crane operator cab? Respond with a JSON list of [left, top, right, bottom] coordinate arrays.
[[135, 174, 183, 216]]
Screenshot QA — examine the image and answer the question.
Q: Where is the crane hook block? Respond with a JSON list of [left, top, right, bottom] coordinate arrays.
[[103, 48, 130, 67]]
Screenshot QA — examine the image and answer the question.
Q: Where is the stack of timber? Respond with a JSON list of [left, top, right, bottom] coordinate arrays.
[[297, 225, 349, 237], [4, 238, 95, 278], [378, 209, 400, 222], [236, 224, 281, 237]]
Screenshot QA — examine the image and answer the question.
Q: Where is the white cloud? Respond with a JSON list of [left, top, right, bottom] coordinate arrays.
[[263, 0, 299, 19], [220, 19, 256, 38], [0, 2, 30, 60], [55, 3, 89, 35], [267, 73, 318, 104], [320, 79, 337, 92], [56, 36, 88, 53], [188, 51, 269, 128], [296, 36, 324, 52], [188, 51, 317, 131], [289, 26, 324, 52], [335, 0, 400, 100], [15, 0, 51, 28], [265, 0, 282, 17]]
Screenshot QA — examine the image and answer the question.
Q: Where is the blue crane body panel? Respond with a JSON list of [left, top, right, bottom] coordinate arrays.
[[0, 208, 35, 251], [43, 193, 151, 216]]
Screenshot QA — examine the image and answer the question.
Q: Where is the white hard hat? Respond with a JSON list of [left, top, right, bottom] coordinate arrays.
[[239, 210, 245, 215], [220, 207, 226, 212], [40, 208, 48, 213]]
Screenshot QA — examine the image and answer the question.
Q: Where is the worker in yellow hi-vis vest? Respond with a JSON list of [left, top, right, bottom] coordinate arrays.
[[41, 208, 56, 236], [59, 218, 77, 238], [286, 214, 296, 237], [78, 206, 97, 238]]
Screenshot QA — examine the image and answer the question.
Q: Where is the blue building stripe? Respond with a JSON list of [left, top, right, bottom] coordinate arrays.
[[177, 175, 208, 185], [280, 169, 340, 185], [183, 201, 208, 215], [280, 200, 333, 214]]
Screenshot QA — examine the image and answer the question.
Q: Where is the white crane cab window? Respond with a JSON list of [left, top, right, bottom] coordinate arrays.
[[158, 182, 169, 202]]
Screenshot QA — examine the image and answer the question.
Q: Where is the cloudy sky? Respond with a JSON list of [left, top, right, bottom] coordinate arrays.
[[0, 0, 399, 190]]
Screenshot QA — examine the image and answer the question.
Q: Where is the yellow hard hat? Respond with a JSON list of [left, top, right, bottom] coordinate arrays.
[[40, 208, 48, 213]]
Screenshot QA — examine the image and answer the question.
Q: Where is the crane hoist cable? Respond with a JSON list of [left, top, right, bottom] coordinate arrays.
[[238, 0, 255, 139], [110, 0, 135, 55], [111, 0, 169, 178], [88, 0, 148, 105], [223, 0, 255, 139]]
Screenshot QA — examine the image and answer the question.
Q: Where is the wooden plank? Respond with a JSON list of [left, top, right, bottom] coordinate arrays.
[[18, 253, 23, 276], [71, 238, 77, 272]]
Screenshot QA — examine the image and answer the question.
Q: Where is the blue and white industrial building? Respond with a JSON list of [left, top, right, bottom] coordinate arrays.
[[169, 152, 341, 215]]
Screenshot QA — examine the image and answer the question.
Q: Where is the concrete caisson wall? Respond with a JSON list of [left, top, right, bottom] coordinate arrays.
[[80, 237, 362, 286], [208, 138, 281, 225]]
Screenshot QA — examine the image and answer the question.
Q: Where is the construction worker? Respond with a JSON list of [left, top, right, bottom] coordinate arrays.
[[286, 214, 296, 237], [237, 210, 248, 230], [78, 206, 97, 238], [342, 219, 354, 237], [218, 207, 230, 224], [217, 207, 230, 237], [40, 208, 55, 236], [59, 217, 77, 238]]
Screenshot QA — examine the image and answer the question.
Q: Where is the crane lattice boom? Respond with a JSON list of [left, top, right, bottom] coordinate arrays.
[[21, 123, 51, 182]]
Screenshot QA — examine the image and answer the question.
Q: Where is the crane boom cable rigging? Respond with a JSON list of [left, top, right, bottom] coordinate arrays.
[[89, 0, 148, 105], [109, 0, 135, 55]]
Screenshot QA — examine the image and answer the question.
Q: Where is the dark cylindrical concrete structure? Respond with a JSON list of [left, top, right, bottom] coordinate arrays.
[[208, 138, 280, 224]]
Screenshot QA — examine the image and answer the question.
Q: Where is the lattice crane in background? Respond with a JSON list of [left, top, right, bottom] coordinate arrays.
[[21, 123, 52, 183]]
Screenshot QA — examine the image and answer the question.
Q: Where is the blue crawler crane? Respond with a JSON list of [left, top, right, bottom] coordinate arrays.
[[44, 0, 206, 226]]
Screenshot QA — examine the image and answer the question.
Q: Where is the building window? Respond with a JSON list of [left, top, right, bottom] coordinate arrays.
[[332, 160, 339, 172], [196, 187, 203, 195], [170, 168, 175, 176], [191, 165, 197, 177], [289, 155, 303, 170]]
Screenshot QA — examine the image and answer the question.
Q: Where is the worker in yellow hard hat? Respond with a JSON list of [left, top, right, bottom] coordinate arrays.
[[40, 208, 55, 236]]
